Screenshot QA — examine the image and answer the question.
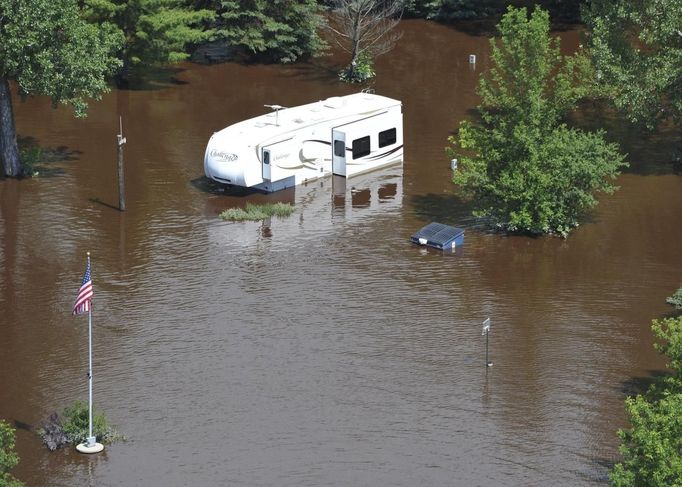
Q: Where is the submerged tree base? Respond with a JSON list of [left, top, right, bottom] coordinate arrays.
[[220, 202, 294, 221], [338, 55, 376, 83]]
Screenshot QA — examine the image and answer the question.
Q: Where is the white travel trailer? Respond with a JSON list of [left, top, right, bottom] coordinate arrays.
[[204, 92, 403, 192]]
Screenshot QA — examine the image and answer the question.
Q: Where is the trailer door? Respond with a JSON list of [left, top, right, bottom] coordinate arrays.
[[332, 130, 346, 177]]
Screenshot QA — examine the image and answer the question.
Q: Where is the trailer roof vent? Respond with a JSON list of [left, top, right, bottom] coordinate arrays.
[[411, 222, 465, 250], [323, 96, 344, 109]]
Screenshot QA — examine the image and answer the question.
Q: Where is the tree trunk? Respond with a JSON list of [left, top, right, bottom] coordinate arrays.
[[0, 78, 21, 178], [116, 61, 130, 89], [349, 48, 358, 80]]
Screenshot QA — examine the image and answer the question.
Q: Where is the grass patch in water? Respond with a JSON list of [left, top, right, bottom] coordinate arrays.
[[220, 202, 295, 221]]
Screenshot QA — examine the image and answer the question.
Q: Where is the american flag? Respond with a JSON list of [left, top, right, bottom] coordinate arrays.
[[73, 259, 93, 315]]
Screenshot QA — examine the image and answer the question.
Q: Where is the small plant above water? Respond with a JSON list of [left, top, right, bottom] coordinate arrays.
[[38, 401, 123, 451], [339, 54, 376, 83], [219, 202, 295, 221], [667, 286, 682, 310]]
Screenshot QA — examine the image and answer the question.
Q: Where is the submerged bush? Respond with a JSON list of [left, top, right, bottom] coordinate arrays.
[[220, 202, 294, 221], [38, 401, 122, 450], [38, 413, 68, 451], [666, 286, 682, 310], [339, 53, 375, 83], [19, 146, 42, 177]]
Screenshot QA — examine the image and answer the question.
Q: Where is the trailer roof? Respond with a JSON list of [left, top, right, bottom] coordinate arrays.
[[211, 92, 402, 146]]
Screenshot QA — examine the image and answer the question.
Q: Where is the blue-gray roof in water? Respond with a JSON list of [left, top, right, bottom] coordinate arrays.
[[411, 222, 465, 250]]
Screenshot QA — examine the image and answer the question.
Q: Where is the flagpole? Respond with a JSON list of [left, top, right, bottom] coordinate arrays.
[[77, 252, 103, 454], [88, 303, 93, 444]]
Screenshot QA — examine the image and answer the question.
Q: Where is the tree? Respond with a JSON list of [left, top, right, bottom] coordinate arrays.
[[447, 6, 626, 236], [210, 0, 327, 63], [325, 0, 404, 82], [82, 0, 214, 85], [0, 420, 23, 487], [583, 0, 682, 130], [611, 392, 682, 487], [0, 0, 122, 178], [403, 1, 582, 22], [610, 316, 682, 487], [652, 316, 682, 378]]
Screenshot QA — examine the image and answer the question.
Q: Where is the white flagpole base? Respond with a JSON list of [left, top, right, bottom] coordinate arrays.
[[76, 442, 104, 454]]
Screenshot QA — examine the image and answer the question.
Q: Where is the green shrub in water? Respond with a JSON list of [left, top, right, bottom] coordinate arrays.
[[339, 53, 375, 83], [61, 401, 120, 445], [220, 202, 294, 221], [18, 146, 42, 177], [38, 401, 122, 450]]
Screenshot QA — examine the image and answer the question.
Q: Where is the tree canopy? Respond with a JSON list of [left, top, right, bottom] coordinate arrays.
[[212, 0, 326, 63], [611, 316, 682, 487], [584, 0, 682, 130], [447, 6, 626, 236], [0, 420, 23, 487], [0, 0, 122, 177], [82, 0, 214, 83], [0, 0, 122, 116]]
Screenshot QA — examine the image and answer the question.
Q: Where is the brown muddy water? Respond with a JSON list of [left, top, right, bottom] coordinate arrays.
[[1, 20, 681, 486]]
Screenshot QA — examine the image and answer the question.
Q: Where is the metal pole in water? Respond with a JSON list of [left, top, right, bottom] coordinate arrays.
[[87, 300, 93, 443], [482, 317, 493, 367], [117, 116, 127, 211]]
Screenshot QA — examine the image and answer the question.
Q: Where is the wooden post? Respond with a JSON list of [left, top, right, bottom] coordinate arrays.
[[117, 117, 127, 211]]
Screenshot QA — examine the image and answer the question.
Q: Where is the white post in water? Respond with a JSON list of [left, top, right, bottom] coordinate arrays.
[[482, 317, 493, 368], [117, 116, 127, 212], [76, 252, 104, 454]]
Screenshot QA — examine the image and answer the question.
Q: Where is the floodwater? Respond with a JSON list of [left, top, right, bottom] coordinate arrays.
[[1, 19, 681, 486]]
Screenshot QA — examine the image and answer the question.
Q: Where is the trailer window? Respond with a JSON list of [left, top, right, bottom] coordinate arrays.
[[379, 128, 396, 148], [352, 136, 371, 159], [334, 140, 346, 157]]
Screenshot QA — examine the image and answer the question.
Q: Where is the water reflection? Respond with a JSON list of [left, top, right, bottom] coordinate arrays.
[[207, 164, 403, 247]]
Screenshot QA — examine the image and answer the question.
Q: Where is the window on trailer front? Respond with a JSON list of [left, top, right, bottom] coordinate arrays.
[[352, 136, 370, 159], [334, 140, 345, 157]]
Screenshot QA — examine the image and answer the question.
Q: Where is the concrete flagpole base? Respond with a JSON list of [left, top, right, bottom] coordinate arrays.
[[76, 442, 104, 454]]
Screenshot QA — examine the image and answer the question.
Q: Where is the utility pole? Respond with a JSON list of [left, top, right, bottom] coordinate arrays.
[[117, 116, 127, 211]]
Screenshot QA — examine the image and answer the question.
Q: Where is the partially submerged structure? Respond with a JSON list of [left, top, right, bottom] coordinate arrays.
[[411, 222, 465, 250], [204, 92, 403, 192]]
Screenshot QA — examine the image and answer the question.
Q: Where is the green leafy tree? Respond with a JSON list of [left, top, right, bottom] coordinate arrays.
[[403, 0, 581, 22], [652, 316, 682, 378], [611, 392, 682, 487], [583, 0, 682, 130], [447, 6, 626, 236], [82, 0, 214, 84], [0, 420, 23, 487], [0, 0, 122, 177], [611, 316, 682, 486], [211, 0, 326, 63]]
